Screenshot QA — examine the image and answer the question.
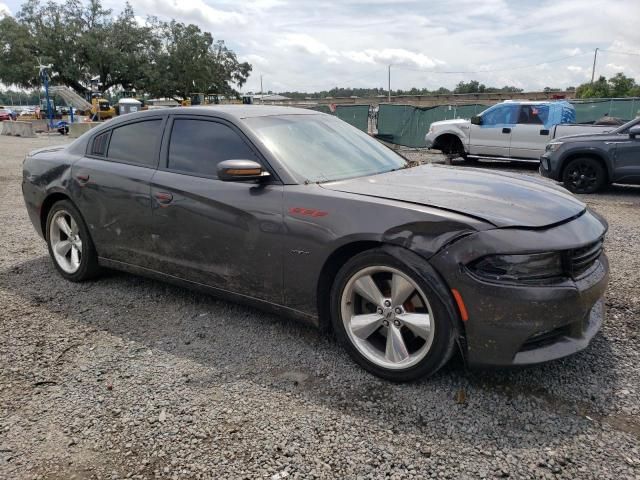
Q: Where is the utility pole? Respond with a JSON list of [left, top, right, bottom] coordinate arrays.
[[591, 48, 599, 83], [260, 75, 263, 104], [387, 65, 391, 102]]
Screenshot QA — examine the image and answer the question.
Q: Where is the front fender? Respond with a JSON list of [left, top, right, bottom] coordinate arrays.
[[557, 145, 613, 179]]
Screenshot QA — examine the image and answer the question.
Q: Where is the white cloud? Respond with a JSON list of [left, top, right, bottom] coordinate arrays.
[[119, 0, 640, 92], [131, 0, 247, 27], [0, 2, 10, 16]]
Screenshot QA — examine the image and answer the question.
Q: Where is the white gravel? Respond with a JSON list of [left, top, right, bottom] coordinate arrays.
[[0, 135, 639, 479]]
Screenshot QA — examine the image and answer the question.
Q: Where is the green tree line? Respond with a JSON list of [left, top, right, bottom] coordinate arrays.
[[0, 0, 251, 101], [575, 73, 640, 98]]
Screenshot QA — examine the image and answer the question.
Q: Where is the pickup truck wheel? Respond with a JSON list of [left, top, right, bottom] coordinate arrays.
[[562, 157, 605, 194]]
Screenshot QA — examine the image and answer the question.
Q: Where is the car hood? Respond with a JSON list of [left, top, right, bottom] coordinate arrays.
[[321, 164, 586, 228], [430, 118, 469, 128], [555, 132, 623, 143]]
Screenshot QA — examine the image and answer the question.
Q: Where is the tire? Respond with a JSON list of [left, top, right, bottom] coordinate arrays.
[[330, 248, 456, 382], [46, 200, 101, 282], [562, 157, 606, 194]]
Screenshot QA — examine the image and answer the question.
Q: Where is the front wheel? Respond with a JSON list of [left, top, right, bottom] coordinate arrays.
[[562, 157, 606, 194], [330, 249, 455, 382]]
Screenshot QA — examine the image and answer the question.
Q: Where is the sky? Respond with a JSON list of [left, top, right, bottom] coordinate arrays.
[[1, 0, 640, 93]]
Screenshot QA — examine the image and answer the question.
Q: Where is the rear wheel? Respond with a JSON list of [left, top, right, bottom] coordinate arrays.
[[330, 249, 455, 381], [562, 157, 606, 194], [46, 200, 101, 281]]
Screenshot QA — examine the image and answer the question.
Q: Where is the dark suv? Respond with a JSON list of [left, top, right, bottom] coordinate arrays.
[[540, 117, 640, 193]]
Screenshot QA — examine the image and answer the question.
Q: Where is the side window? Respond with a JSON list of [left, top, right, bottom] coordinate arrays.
[[91, 131, 110, 156], [167, 119, 258, 178], [517, 105, 548, 125], [481, 105, 517, 126], [107, 119, 162, 167]]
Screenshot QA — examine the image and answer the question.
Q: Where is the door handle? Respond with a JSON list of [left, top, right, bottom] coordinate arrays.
[[502, 127, 511, 134], [154, 192, 173, 206], [540, 129, 550, 135]]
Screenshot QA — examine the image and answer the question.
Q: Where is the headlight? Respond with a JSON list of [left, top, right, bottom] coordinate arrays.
[[545, 142, 563, 152], [427, 126, 434, 135], [469, 252, 564, 282]]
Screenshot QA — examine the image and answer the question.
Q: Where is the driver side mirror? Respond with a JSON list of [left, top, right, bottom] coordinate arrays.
[[628, 125, 640, 138], [470, 115, 482, 126], [217, 159, 270, 182]]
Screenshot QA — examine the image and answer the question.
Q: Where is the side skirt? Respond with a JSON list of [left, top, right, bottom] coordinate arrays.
[[98, 257, 320, 328]]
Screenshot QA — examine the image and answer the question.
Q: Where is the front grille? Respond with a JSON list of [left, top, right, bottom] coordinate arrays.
[[567, 238, 604, 278]]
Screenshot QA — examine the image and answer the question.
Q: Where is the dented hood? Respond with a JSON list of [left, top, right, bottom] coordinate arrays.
[[321, 164, 586, 228]]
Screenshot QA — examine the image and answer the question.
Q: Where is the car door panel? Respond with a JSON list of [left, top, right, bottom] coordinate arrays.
[[70, 118, 165, 266], [71, 158, 156, 264], [613, 136, 640, 182], [150, 172, 284, 303], [149, 115, 284, 303], [468, 104, 517, 157], [509, 104, 551, 159]]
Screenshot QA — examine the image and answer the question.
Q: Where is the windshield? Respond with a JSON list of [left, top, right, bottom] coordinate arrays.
[[244, 114, 407, 183], [612, 116, 640, 134]]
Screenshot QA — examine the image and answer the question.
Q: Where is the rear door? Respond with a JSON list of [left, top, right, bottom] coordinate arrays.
[[509, 104, 551, 159], [468, 103, 518, 157], [149, 115, 284, 303], [613, 133, 640, 182], [70, 116, 165, 266]]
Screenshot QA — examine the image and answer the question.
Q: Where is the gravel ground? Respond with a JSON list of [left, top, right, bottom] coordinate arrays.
[[1, 135, 639, 480]]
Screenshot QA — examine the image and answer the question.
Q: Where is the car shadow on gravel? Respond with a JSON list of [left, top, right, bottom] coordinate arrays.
[[1, 255, 629, 448]]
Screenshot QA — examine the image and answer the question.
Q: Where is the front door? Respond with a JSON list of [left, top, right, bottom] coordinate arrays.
[[70, 117, 165, 266], [509, 104, 551, 159], [613, 132, 640, 183], [150, 116, 284, 303], [468, 103, 518, 157]]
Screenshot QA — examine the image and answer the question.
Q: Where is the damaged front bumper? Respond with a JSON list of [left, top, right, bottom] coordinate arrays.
[[429, 209, 609, 367]]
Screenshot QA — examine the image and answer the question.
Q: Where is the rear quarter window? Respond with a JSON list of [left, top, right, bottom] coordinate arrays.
[[91, 131, 110, 156], [107, 119, 163, 167]]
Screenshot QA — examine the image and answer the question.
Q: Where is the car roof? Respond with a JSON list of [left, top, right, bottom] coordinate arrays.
[[99, 104, 320, 129], [182, 105, 318, 118]]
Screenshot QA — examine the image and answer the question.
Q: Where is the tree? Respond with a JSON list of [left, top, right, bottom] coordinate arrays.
[[0, 0, 250, 100], [575, 73, 640, 99], [608, 73, 636, 98], [454, 80, 486, 94], [0, 16, 37, 87], [141, 20, 251, 100]]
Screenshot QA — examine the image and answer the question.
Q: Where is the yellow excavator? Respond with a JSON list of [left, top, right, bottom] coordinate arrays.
[[90, 94, 116, 120]]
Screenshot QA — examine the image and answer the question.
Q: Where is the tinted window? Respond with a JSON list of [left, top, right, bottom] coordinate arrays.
[[481, 104, 518, 126], [168, 119, 258, 177], [107, 120, 162, 167], [91, 131, 110, 156], [517, 105, 549, 125]]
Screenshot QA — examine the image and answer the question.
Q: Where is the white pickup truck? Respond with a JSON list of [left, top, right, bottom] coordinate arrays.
[[425, 100, 612, 163]]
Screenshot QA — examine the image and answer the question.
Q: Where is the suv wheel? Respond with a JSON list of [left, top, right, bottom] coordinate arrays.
[[330, 249, 455, 382], [562, 157, 606, 194]]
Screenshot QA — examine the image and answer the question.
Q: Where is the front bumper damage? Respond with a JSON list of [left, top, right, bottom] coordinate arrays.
[[429, 209, 609, 367]]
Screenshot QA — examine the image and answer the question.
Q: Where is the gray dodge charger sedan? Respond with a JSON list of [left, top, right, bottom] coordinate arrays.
[[22, 106, 609, 381]]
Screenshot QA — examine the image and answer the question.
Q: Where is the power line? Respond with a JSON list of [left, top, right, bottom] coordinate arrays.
[[600, 49, 640, 57]]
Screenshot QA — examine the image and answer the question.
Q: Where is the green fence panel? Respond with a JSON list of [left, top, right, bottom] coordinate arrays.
[[335, 104, 370, 132], [308, 105, 333, 114], [376, 103, 490, 147], [568, 98, 638, 123]]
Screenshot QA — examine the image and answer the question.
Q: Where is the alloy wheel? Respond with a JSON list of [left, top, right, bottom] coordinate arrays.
[[567, 161, 598, 191], [49, 210, 83, 274], [340, 266, 435, 370]]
